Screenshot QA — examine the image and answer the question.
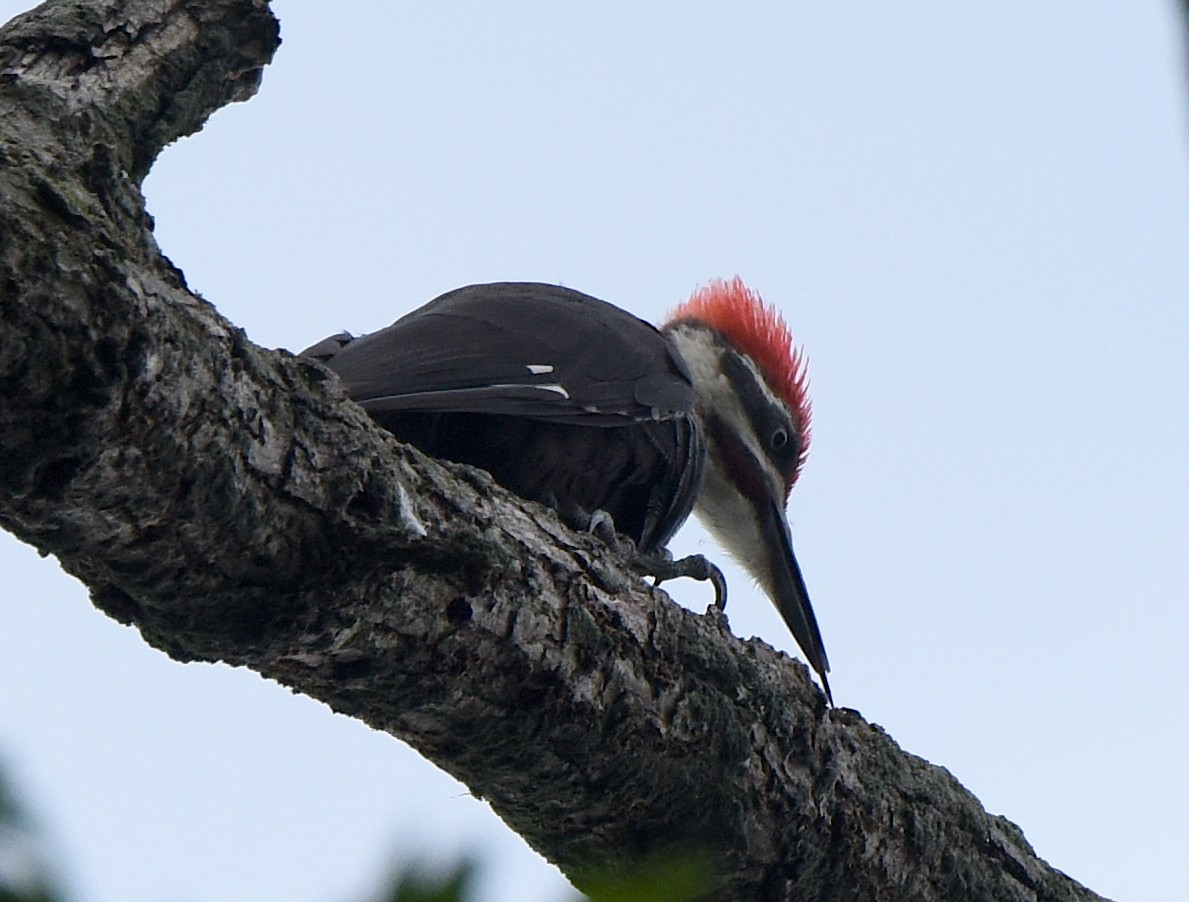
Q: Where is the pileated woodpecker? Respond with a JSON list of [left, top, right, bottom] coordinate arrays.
[[303, 278, 831, 701]]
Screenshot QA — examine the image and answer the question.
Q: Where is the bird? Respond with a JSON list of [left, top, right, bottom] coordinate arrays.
[[302, 278, 831, 702]]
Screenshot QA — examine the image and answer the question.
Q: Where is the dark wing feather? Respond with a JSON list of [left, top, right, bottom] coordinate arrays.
[[301, 282, 701, 551], [305, 282, 695, 426]]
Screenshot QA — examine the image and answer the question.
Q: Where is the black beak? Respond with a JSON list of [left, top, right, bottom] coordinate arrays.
[[759, 498, 832, 704]]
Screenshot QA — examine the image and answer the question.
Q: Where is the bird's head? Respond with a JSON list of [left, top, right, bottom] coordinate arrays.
[[662, 277, 830, 701]]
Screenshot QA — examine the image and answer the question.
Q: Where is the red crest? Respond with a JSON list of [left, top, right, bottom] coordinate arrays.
[[666, 277, 812, 487]]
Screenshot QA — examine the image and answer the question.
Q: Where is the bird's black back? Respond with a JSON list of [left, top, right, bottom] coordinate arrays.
[[303, 283, 704, 551]]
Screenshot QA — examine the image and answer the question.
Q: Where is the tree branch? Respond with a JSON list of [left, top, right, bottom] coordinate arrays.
[[0, 2, 1109, 900]]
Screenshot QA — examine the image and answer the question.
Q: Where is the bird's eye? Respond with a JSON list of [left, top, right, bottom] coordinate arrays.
[[770, 428, 789, 450]]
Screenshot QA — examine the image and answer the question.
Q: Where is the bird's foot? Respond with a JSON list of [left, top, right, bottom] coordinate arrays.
[[647, 551, 728, 610], [586, 510, 727, 608], [587, 509, 631, 553], [582, 515, 722, 606]]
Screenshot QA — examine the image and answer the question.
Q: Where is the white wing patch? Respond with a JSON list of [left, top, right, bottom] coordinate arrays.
[[485, 382, 571, 399], [522, 364, 567, 397]]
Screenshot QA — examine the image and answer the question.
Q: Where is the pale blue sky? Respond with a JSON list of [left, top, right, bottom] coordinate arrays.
[[2, 3, 1187, 901]]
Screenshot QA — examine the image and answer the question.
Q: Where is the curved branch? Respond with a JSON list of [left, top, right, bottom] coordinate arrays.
[[0, 3, 1110, 900]]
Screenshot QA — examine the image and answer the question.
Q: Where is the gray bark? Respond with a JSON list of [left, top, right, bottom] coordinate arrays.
[[0, 2, 1110, 900]]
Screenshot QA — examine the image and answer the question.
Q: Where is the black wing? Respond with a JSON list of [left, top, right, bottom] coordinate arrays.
[[302, 282, 703, 550], [304, 282, 694, 426]]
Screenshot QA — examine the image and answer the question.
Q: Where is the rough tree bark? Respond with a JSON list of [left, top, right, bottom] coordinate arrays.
[[0, 2, 1110, 900]]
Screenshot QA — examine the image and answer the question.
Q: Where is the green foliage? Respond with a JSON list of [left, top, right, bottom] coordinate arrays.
[[372, 850, 716, 902], [0, 889, 60, 902], [580, 851, 717, 902], [2, 755, 718, 902], [0, 771, 20, 827], [376, 859, 476, 902], [0, 764, 62, 902]]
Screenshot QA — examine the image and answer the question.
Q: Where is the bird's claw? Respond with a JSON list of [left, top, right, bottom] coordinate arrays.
[[586, 509, 728, 609], [650, 553, 728, 610], [588, 508, 638, 557]]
